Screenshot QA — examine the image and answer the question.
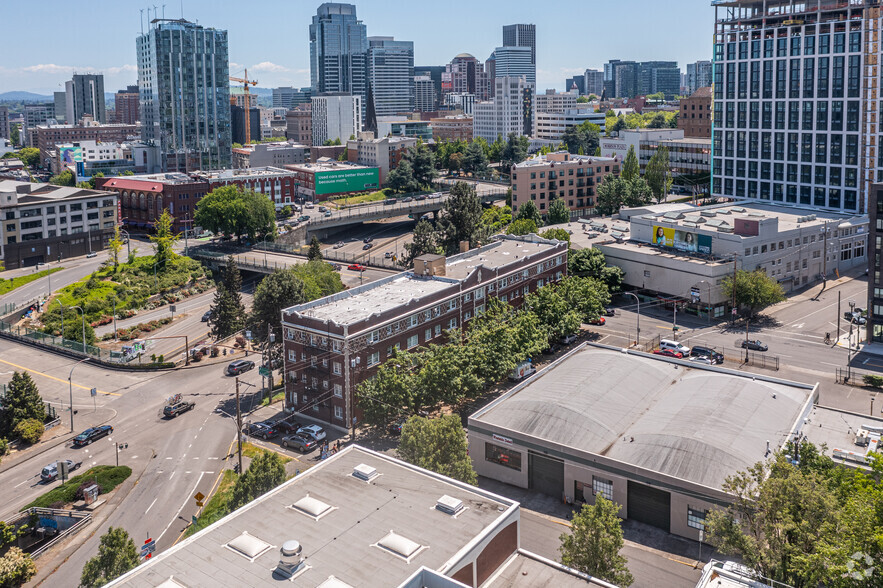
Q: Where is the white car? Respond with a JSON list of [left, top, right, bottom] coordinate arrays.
[[297, 424, 327, 442]]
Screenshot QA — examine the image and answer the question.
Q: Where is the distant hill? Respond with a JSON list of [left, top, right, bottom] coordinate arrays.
[[0, 91, 52, 102]]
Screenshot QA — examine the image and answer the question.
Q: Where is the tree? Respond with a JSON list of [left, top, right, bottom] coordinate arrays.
[[506, 218, 538, 236], [209, 257, 246, 339], [194, 185, 275, 241], [248, 269, 306, 353], [290, 260, 344, 301], [559, 496, 634, 586], [229, 450, 286, 509], [622, 177, 653, 208], [644, 145, 672, 203], [79, 527, 140, 587], [108, 224, 123, 269], [487, 135, 506, 163], [546, 198, 571, 224], [1, 371, 44, 438], [448, 151, 463, 174], [398, 415, 477, 484], [621, 145, 639, 181], [0, 547, 36, 587], [403, 219, 443, 266], [18, 147, 39, 167], [386, 160, 418, 193], [558, 276, 609, 323], [10, 126, 21, 150], [460, 140, 488, 175], [440, 182, 482, 252], [280, 205, 293, 218], [149, 209, 179, 272], [415, 344, 481, 407], [13, 418, 44, 444], [525, 283, 582, 339], [722, 269, 785, 317], [49, 169, 76, 186], [501, 133, 529, 171], [561, 121, 601, 155], [539, 228, 570, 244], [576, 95, 590, 103], [515, 200, 542, 227], [403, 144, 437, 188], [568, 248, 624, 293], [308, 235, 322, 261], [595, 177, 625, 216], [358, 350, 419, 425]]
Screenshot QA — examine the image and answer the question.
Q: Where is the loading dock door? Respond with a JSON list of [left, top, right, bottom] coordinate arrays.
[[528, 451, 564, 499], [627, 481, 671, 533]]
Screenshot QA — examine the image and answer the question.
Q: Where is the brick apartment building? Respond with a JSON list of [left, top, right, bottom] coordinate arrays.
[[511, 151, 620, 219], [96, 173, 207, 233], [34, 122, 140, 164], [430, 115, 473, 142], [285, 104, 312, 145], [677, 86, 712, 139], [192, 167, 300, 210], [281, 235, 568, 431]]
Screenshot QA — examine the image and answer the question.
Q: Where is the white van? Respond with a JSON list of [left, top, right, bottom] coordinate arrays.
[[659, 339, 690, 355]]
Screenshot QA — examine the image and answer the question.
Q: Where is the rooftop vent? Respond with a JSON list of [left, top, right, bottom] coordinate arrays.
[[290, 495, 336, 520], [681, 222, 698, 229], [716, 226, 734, 233], [353, 463, 379, 482], [683, 215, 706, 224], [730, 207, 746, 213], [375, 530, 427, 562], [699, 210, 717, 217], [225, 532, 273, 562], [436, 495, 465, 516], [274, 540, 310, 580], [747, 211, 765, 217], [155, 578, 187, 588], [317, 577, 355, 588], [662, 211, 685, 220]]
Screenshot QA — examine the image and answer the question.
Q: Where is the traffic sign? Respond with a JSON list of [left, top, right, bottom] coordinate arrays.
[[90, 387, 97, 397], [259, 366, 270, 377], [194, 492, 205, 502]]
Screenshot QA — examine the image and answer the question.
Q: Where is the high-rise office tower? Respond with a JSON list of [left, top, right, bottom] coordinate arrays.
[[137, 18, 232, 171], [114, 85, 140, 125], [367, 37, 415, 117], [65, 74, 106, 124], [686, 61, 713, 95], [493, 46, 534, 84], [584, 69, 604, 96], [310, 3, 368, 119], [502, 24, 536, 87], [414, 76, 437, 112], [273, 87, 312, 109], [0, 106, 9, 140], [415, 65, 446, 107], [713, 0, 876, 213], [53, 92, 67, 123], [638, 61, 680, 98], [443, 54, 489, 101], [473, 76, 535, 143]]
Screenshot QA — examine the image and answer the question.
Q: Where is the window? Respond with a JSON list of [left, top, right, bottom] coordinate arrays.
[[334, 406, 343, 419], [332, 362, 341, 375], [407, 334, 418, 349], [593, 477, 613, 501], [409, 315, 419, 328], [435, 325, 441, 336], [367, 352, 380, 367], [425, 328, 432, 341], [687, 507, 708, 530], [448, 318, 457, 330], [333, 384, 342, 398], [485, 442, 521, 470]]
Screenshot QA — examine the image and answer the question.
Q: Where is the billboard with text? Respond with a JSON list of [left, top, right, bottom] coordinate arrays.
[[653, 226, 712, 254], [314, 168, 380, 196]]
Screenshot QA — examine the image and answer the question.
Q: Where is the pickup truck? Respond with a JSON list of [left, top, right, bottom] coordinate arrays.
[[163, 400, 195, 418]]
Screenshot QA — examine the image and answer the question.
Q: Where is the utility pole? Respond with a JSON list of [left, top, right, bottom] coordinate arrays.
[[821, 222, 829, 285], [267, 323, 274, 392], [235, 377, 243, 474], [837, 290, 841, 344], [731, 254, 738, 325]]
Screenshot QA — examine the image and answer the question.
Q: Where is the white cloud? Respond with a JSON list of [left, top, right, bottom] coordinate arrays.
[[21, 64, 91, 75], [250, 61, 290, 73], [229, 61, 244, 71], [104, 65, 137, 75]]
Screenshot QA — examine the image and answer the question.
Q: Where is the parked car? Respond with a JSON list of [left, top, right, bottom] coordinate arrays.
[[542, 342, 562, 355], [653, 349, 684, 359], [281, 434, 317, 453], [362, 243, 374, 250], [603, 307, 616, 317], [689, 345, 724, 364], [324, 211, 333, 217], [298, 215, 310, 222], [688, 356, 716, 365], [86, 252, 98, 258], [845, 311, 867, 325], [402, 196, 414, 202], [201, 310, 213, 322], [274, 419, 303, 435], [297, 424, 327, 442], [559, 333, 579, 345], [741, 339, 768, 352], [305, 202, 315, 209], [73, 425, 113, 447], [415, 194, 427, 201], [40, 459, 80, 482], [163, 400, 195, 418], [385, 251, 393, 259], [348, 263, 366, 271], [659, 339, 690, 355], [243, 422, 278, 440], [226, 359, 255, 376], [587, 316, 606, 326], [318, 206, 327, 212]]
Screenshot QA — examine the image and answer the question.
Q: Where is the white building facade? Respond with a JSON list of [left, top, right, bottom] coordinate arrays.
[[473, 76, 535, 143], [311, 94, 362, 146]]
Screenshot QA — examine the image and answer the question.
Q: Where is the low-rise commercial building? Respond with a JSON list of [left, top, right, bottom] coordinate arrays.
[[470, 343, 817, 540], [283, 160, 379, 201], [193, 167, 300, 210], [285, 104, 312, 145], [534, 89, 577, 114], [534, 110, 606, 141], [0, 179, 118, 268], [376, 117, 433, 142], [678, 87, 712, 139], [105, 445, 613, 588], [96, 173, 206, 233], [346, 134, 416, 184], [281, 235, 568, 430], [34, 121, 140, 166], [600, 128, 710, 186], [430, 115, 473, 142], [511, 152, 620, 219], [232, 142, 307, 169], [49, 140, 138, 176]]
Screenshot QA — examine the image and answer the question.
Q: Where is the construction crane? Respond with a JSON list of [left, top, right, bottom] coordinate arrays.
[[230, 69, 258, 144]]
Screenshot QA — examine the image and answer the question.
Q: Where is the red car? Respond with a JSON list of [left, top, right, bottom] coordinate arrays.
[[348, 263, 366, 271], [587, 316, 606, 326], [653, 349, 684, 359]]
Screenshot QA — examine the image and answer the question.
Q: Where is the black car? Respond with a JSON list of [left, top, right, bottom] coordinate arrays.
[[73, 425, 113, 447], [201, 310, 213, 322], [388, 420, 405, 436], [243, 422, 278, 440], [604, 307, 616, 317], [274, 419, 303, 435], [226, 360, 255, 376], [689, 345, 724, 364], [741, 339, 768, 352], [281, 434, 316, 453]]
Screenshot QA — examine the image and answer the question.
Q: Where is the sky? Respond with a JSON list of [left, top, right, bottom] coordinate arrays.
[[0, 0, 715, 96]]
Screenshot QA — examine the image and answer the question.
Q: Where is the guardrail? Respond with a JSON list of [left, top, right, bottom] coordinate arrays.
[[30, 510, 93, 560]]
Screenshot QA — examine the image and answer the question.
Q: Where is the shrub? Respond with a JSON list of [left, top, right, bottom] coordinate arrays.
[[235, 335, 247, 348], [863, 374, 883, 388], [193, 351, 204, 362], [13, 419, 44, 444], [24, 466, 132, 509], [0, 438, 8, 456]]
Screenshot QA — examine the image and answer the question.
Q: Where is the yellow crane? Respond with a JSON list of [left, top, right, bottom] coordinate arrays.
[[230, 69, 258, 144]]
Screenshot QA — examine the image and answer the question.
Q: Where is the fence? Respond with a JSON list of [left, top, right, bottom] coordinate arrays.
[[27, 508, 92, 560], [835, 366, 881, 385]]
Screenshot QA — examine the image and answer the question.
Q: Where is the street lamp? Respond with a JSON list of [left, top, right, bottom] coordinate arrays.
[[623, 292, 640, 347], [848, 299, 856, 381], [68, 357, 90, 433], [696, 280, 712, 324], [70, 305, 87, 353], [119, 228, 131, 260], [111, 290, 133, 342]]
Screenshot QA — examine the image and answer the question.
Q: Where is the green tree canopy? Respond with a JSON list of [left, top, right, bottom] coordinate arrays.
[[0, 547, 36, 587], [644, 145, 672, 203], [194, 185, 275, 241], [403, 143, 437, 188], [0, 371, 44, 438], [398, 415, 477, 484], [568, 248, 624, 293], [546, 198, 571, 225], [559, 496, 634, 586], [515, 200, 542, 227], [722, 269, 785, 317], [357, 349, 419, 425], [209, 257, 246, 339], [539, 228, 571, 244], [229, 450, 287, 509], [460, 140, 489, 175], [440, 181, 483, 252], [386, 160, 418, 193], [501, 133, 529, 171], [621, 145, 639, 181], [248, 269, 306, 349], [506, 218, 538, 236], [80, 527, 140, 587], [18, 147, 40, 168], [576, 95, 590, 103], [308, 235, 322, 261], [290, 260, 345, 301], [595, 177, 653, 216], [49, 169, 76, 186], [525, 282, 582, 339], [561, 121, 601, 155], [150, 209, 179, 271], [403, 219, 443, 266]]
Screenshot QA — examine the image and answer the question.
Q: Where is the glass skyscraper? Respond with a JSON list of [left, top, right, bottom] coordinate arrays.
[[136, 18, 232, 171], [310, 3, 368, 119], [712, 0, 878, 213], [367, 37, 415, 117]]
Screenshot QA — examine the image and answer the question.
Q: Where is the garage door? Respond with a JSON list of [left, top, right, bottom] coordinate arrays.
[[627, 481, 670, 533], [528, 451, 564, 499]]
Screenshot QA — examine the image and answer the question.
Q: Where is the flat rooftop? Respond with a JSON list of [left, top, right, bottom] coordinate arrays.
[[471, 345, 815, 491], [193, 166, 294, 179], [107, 447, 515, 588], [802, 405, 883, 470], [513, 153, 617, 169], [493, 552, 615, 587], [285, 161, 375, 172], [0, 180, 112, 203], [443, 237, 562, 280]]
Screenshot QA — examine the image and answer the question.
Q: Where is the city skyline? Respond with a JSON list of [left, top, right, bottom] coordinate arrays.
[[0, 0, 713, 95]]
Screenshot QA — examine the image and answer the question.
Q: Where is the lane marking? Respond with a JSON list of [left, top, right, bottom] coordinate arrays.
[[14, 479, 31, 489], [169, 471, 175, 480], [145, 497, 158, 514], [0, 358, 119, 396], [158, 471, 207, 544], [165, 457, 173, 460]]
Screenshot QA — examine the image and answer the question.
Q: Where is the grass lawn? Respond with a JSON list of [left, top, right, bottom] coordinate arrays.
[[23, 465, 132, 510], [0, 267, 63, 296], [331, 189, 390, 207], [184, 470, 238, 538], [260, 391, 285, 407], [241, 442, 292, 464]]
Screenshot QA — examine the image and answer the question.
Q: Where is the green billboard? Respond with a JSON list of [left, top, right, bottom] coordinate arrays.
[[314, 168, 379, 196]]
